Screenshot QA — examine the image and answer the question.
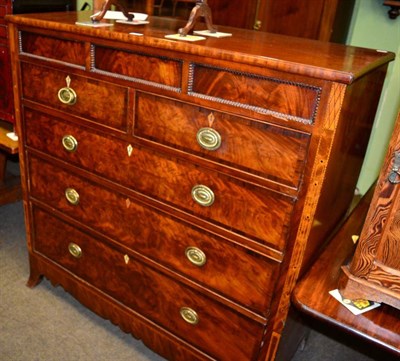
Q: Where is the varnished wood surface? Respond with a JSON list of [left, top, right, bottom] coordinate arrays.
[[340, 112, 400, 308], [5, 11, 395, 84], [33, 207, 265, 361], [292, 187, 400, 355], [0, 0, 14, 124], [7, 10, 395, 361]]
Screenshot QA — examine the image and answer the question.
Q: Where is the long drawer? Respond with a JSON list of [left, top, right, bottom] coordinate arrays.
[[135, 92, 310, 189], [24, 108, 295, 251], [28, 154, 280, 314], [32, 207, 266, 361]]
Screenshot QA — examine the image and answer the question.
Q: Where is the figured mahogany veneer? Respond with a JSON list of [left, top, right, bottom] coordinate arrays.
[[6, 11, 394, 361]]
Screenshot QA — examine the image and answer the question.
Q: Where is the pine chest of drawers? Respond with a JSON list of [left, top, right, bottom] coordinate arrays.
[[6, 11, 394, 361]]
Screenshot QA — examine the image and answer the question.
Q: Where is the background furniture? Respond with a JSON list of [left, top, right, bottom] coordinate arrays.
[[340, 112, 400, 310], [0, 0, 14, 124], [292, 186, 400, 356], [0, 120, 20, 205], [7, 10, 393, 361]]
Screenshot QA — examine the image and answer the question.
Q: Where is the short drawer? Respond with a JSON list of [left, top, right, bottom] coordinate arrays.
[[21, 62, 128, 131], [25, 109, 295, 251], [189, 63, 321, 124], [32, 207, 266, 361], [28, 155, 279, 314], [94, 45, 182, 90], [20, 31, 86, 66], [135, 92, 310, 188]]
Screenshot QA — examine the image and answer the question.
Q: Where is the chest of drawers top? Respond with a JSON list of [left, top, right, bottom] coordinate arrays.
[[6, 11, 392, 83]]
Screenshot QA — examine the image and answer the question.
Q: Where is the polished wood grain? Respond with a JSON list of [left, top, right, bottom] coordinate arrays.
[[20, 31, 86, 66], [7, 11, 394, 361], [26, 153, 280, 315], [340, 112, 400, 309], [21, 62, 129, 131], [292, 187, 400, 355], [26, 120, 295, 251], [5, 12, 394, 83], [33, 207, 266, 361], [95, 45, 183, 88], [135, 91, 310, 189], [0, 0, 13, 123]]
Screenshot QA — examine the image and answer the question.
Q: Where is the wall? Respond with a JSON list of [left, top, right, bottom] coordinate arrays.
[[347, 0, 400, 194]]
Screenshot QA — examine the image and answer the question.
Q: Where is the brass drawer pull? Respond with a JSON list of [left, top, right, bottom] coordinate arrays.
[[58, 76, 77, 105], [68, 242, 82, 258], [196, 127, 221, 151], [65, 188, 80, 205], [62, 135, 78, 152], [191, 185, 215, 207], [185, 247, 207, 267], [180, 307, 199, 325]]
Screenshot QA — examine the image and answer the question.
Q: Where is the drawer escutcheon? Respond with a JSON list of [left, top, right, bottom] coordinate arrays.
[[62, 135, 78, 152], [65, 188, 80, 205], [180, 307, 199, 325], [191, 185, 215, 207], [68, 242, 82, 258], [185, 247, 207, 267], [58, 76, 77, 105], [196, 127, 221, 151]]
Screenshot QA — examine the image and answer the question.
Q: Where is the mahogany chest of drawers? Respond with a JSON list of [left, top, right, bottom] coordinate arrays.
[[6, 11, 394, 361]]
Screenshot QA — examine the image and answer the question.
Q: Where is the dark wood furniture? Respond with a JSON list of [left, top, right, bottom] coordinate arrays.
[[118, 0, 354, 42], [292, 186, 400, 355], [0, 120, 21, 205], [7, 11, 394, 361], [340, 112, 400, 310], [0, 0, 14, 124]]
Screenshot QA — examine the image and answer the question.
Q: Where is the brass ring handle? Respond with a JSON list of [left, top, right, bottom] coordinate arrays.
[[62, 135, 78, 152], [65, 188, 80, 205], [68, 242, 82, 258], [180, 307, 199, 325], [58, 75, 77, 105], [185, 247, 207, 267], [191, 185, 215, 207], [196, 127, 221, 151]]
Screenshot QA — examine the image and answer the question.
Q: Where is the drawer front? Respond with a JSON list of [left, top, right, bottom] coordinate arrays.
[[20, 32, 86, 66], [32, 207, 265, 361], [94, 45, 182, 90], [135, 92, 310, 188], [0, 25, 6, 38], [190, 63, 321, 124], [25, 109, 295, 250], [21, 63, 128, 131], [28, 154, 279, 313]]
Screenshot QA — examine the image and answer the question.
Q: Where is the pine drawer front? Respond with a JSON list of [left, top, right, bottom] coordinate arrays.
[[32, 207, 266, 361], [135, 92, 310, 189], [28, 154, 280, 313], [20, 31, 86, 66], [189, 63, 321, 124], [25, 113, 295, 251], [20, 63, 129, 131]]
